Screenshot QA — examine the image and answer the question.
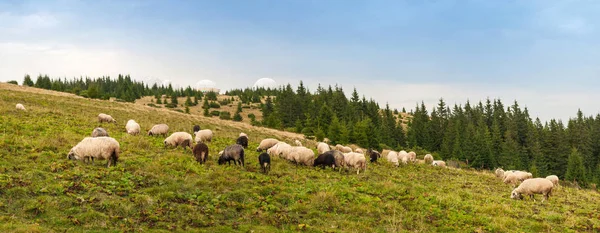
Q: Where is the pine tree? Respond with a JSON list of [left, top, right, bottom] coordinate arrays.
[[157, 97, 162, 104], [328, 116, 342, 145], [202, 97, 210, 116], [185, 96, 193, 106], [233, 102, 243, 121], [565, 148, 587, 187], [185, 106, 190, 114], [171, 93, 179, 105], [23, 74, 34, 86]]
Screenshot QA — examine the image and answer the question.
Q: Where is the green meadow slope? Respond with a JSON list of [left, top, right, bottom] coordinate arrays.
[[1, 83, 599, 233]]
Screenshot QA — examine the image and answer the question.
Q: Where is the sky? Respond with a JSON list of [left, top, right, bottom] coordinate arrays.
[[1, 0, 599, 121]]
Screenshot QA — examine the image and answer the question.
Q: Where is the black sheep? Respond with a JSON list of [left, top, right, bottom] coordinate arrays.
[[314, 151, 336, 168], [236, 136, 248, 148], [218, 144, 245, 167], [368, 148, 381, 163], [193, 125, 201, 133], [258, 152, 271, 174], [193, 142, 209, 164]]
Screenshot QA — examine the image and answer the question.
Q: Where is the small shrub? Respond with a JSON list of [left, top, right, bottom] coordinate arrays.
[[147, 103, 161, 108], [7, 80, 18, 85], [210, 111, 220, 116], [209, 102, 221, 109], [165, 103, 178, 108], [219, 111, 231, 120]]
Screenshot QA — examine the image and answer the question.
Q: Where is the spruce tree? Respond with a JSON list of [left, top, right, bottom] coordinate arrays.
[[233, 102, 243, 121], [202, 97, 210, 116], [23, 74, 34, 86], [328, 116, 342, 145], [566, 148, 587, 187], [185, 96, 193, 106]]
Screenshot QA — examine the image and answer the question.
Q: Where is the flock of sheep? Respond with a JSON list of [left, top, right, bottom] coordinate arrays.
[[15, 101, 560, 202], [495, 168, 559, 202]]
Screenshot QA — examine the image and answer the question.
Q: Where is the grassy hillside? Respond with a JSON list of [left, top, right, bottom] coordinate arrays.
[[1, 82, 599, 232]]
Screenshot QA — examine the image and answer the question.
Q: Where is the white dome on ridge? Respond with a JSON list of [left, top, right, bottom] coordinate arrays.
[[196, 79, 220, 93], [196, 80, 216, 89], [253, 78, 277, 89]]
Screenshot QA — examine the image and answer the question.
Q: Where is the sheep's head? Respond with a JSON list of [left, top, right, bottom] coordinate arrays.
[[163, 140, 169, 147], [148, 131, 153, 136], [510, 190, 522, 200], [67, 150, 79, 160], [218, 156, 226, 165], [256, 147, 262, 152]]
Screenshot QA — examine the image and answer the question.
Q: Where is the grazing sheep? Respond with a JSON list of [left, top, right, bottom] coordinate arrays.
[[148, 124, 169, 136], [257, 138, 279, 152], [258, 152, 271, 174], [239, 132, 248, 139], [67, 137, 120, 167], [407, 151, 417, 163], [16, 103, 25, 111], [332, 150, 346, 171], [398, 150, 409, 164], [290, 147, 315, 166], [317, 142, 330, 155], [511, 178, 554, 202], [344, 152, 367, 174], [503, 170, 514, 180], [98, 113, 116, 123], [268, 142, 292, 160], [381, 149, 391, 157], [546, 175, 559, 186], [341, 146, 352, 153], [334, 144, 344, 151], [355, 148, 364, 153], [513, 171, 533, 182], [193, 125, 201, 133], [236, 136, 249, 148], [367, 148, 381, 163], [424, 154, 434, 164], [416, 159, 426, 164], [218, 144, 245, 167], [164, 132, 193, 149], [91, 127, 109, 137], [503, 172, 518, 186], [323, 138, 331, 144], [294, 139, 303, 146], [432, 160, 446, 167], [193, 142, 209, 164], [314, 152, 336, 168], [387, 151, 399, 166], [194, 129, 213, 143], [125, 120, 141, 135], [495, 168, 505, 179]]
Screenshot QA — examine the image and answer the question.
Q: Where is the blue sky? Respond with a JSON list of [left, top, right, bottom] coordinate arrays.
[[1, 0, 599, 121]]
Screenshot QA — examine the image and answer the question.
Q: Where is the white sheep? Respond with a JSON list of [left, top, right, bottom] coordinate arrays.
[[513, 171, 533, 182], [398, 151, 409, 164], [125, 119, 141, 135], [344, 152, 367, 174], [317, 142, 330, 155], [148, 124, 169, 136], [387, 151, 399, 166], [16, 103, 26, 111], [341, 146, 352, 153], [289, 146, 315, 166], [407, 151, 417, 163], [334, 144, 344, 151], [355, 148, 364, 154], [164, 132, 193, 149], [495, 168, 505, 179], [98, 113, 116, 123], [91, 127, 109, 137], [546, 175, 559, 186], [503, 172, 518, 186], [294, 139, 303, 146], [511, 178, 554, 202], [194, 129, 213, 143], [67, 137, 120, 167], [424, 154, 434, 164], [257, 138, 279, 152], [432, 160, 446, 167]]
